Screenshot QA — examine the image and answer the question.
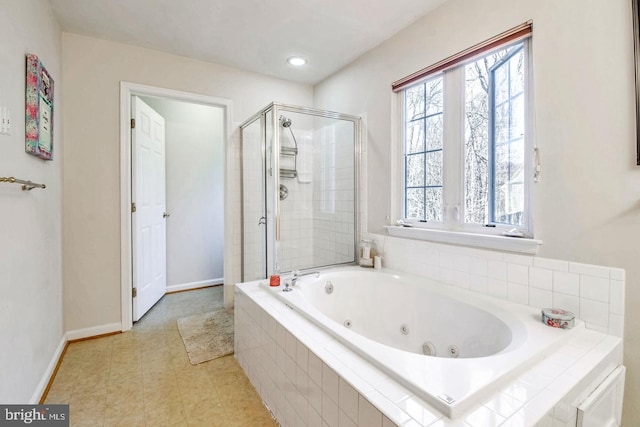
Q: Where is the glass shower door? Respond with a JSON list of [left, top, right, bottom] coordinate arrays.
[[241, 116, 267, 281], [241, 103, 360, 281], [275, 109, 357, 273]]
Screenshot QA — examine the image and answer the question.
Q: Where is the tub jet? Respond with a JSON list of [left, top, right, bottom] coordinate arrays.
[[422, 342, 436, 356]]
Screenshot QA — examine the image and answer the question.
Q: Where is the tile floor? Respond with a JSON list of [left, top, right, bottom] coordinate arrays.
[[44, 286, 278, 427]]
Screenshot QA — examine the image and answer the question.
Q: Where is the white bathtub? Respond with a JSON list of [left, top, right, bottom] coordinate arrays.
[[262, 266, 583, 418]]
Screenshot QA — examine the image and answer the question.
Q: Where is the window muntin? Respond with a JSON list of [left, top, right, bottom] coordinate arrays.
[[404, 76, 444, 222], [402, 40, 531, 235], [489, 46, 525, 226], [464, 43, 526, 227]]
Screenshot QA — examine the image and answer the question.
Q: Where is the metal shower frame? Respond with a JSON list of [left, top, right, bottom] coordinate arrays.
[[240, 102, 362, 278]]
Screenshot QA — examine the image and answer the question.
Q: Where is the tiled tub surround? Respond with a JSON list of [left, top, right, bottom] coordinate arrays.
[[258, 268, 585, 418], [235, 273, 623, 426], [367, 233, 625, 338]]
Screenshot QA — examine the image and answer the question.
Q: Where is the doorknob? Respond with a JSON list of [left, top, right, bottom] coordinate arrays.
[[163, 212, 170, 218], [258, 216, 266, 225]]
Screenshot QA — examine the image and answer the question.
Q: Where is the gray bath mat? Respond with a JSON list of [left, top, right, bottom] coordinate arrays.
[[177, 307, 234, 365]]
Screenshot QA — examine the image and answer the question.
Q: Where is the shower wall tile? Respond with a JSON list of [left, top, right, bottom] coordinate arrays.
[[529, 267, 553, 290], [534, 257, 569, 272], [569, 262, 610, 279], [469, 257, 488, 277], [609, 268, 625, 281], [553, 271, 579, 296], [487, 278, 508, 300], [227, 129, 244, 301], [469, 274, 488, 294], [507, 264, 529, 285], [580, 299, 609, 328], [529, 288, 553, 309], [503, 253, 534, 266], [579, 275, 609, 303], [609, 280, 625, 315], [609, 314, 624, 337], [365, 233, 625, 337], [488, 261, 507, 281], [312, 121, 357, 268], [508, 283, 529, 305]]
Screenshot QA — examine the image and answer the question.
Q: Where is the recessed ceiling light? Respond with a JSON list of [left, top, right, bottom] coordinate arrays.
[[287, 56, 307, 66]]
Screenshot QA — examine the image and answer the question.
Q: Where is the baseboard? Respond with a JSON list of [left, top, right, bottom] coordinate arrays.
[[30, 336, 67, 404], [30, 280, 220, 404], [65, 322, 122, 341], [32, 324, 121, 403], [166, 278, 223, 293]]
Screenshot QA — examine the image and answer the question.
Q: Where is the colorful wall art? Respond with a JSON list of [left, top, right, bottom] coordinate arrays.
[[25, 54, 54, 160]]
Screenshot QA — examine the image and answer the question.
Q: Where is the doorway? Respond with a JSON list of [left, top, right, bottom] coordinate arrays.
[[120, 82, 232, 330]]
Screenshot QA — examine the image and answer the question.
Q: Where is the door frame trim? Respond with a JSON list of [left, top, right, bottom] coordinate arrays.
[[119, 82, 233, 331]]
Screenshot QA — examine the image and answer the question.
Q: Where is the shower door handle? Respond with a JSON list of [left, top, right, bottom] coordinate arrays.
[[258, 216, 266, 225]]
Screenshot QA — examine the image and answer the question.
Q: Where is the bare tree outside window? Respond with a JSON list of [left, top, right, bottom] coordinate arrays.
[[464, 43, 525, 226], [404, 77, 443, 222], [403, 41, 527, 229]]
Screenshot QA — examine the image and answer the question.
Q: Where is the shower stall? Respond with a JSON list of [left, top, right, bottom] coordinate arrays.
[[240, 103, 361, 281]]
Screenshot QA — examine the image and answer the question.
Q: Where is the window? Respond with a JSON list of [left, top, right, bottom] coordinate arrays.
[[404, 77, 444, 222], [400, 37, 532, 236]]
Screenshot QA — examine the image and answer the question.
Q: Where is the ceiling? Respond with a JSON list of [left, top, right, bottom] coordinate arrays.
[[48, 0, 446, 85]]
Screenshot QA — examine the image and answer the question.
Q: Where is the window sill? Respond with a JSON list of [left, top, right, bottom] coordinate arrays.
[[384, 226, 542, 255]]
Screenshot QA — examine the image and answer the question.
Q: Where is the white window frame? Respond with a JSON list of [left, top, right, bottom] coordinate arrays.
[[390, 38, 540, 254]]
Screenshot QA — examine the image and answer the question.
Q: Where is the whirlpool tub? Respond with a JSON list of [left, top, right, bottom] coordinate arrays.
[[258, 267, 583, 418]]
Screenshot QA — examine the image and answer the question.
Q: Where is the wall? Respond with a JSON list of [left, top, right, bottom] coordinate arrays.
[[62, 33, 313, 333], [0, 0, 64, 402], [141, 97, 225, 290], [313, 0, 639, 423]]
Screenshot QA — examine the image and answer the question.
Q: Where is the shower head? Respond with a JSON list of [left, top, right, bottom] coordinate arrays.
[[280, 116, 292, 128]]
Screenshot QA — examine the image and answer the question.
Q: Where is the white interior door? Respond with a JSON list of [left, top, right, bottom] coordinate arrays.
[[132, 96, 167, 321]]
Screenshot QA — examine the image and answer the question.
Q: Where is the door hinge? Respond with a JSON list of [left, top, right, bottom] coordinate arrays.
[[131, 118, 136, 129], [131, 202, 136, 213], [132, 287, 137, 298]]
